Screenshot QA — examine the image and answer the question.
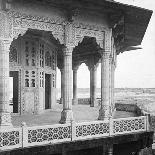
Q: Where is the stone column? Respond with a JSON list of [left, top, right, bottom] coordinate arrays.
[[0, 40, 12, 128], [60, 68, 64, 104], [72, 67, 78, 105], [98, 51, 111, 120], [109, 56, 112, 115], [89, 65, 97, 107], [60, 46, 74, 123], [111, 62, 115, 114]]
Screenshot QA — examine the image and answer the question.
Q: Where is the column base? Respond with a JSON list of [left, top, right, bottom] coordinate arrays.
[[0, 112, 12, 129], [90, 99, 97, 107], [98, 108, 110, 121], [72, 99, 78, 105], [59, 110, 74, 124], [60, 98, 63, 104]]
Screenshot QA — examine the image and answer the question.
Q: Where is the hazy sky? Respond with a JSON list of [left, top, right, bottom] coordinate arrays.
[[57, 0, 155, 88]]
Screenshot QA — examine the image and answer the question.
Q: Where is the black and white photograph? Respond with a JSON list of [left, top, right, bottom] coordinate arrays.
[[0, 0, 155, 154]]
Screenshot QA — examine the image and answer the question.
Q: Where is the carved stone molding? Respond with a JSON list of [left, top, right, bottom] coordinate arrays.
[[7, 10, 109, 50], [74, 27, 105, 48], [8, 11, 65, 44], [105, 29, 112, 52], [73, 22, 107, 32], [64, 22, 75, 47], [0, 11, 12, 39], [8, 10, 65, 24]]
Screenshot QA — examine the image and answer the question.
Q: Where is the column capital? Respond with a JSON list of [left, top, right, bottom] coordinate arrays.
[[99, 50, 111, 59], [88, 63, 99, 71], [62, 46, 73, 56], [0, 39, 12, 52], [72, 66, 79, 71]]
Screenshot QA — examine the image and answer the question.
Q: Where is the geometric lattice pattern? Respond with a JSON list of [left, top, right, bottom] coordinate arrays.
[[113, 117, 146, 134], [76, 122, 109, 138], [28, 126, 71, 143], [0, 131, 20, 147]]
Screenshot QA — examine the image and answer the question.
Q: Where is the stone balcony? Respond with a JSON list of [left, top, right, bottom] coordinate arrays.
[[0, 103, 153, 154]]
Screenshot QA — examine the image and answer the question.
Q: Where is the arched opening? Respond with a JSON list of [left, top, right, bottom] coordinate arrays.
[[9, 29, 62, 114], [72, 36, 102, 106]]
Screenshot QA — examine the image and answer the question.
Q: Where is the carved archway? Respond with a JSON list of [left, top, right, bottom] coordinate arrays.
[[8, 11, 65, 44], [74, 27, 105, 49]]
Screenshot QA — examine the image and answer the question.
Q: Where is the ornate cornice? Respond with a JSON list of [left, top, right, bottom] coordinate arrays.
[[7, 10, 65, 25], [73, 22, 107, 32]]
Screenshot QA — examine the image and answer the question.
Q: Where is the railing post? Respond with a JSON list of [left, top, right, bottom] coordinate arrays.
[[109, 117, 113, 136], [146, 114, 150, 131], [71, 120, 76, 141], [21, 122, 28, 148]]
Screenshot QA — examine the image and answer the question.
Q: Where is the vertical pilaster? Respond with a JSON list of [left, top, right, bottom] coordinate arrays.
[[72, 67, 78, 105], [60, 68, 64, 104], [0, 40, 12, 128], [111, 62, 115, 114], [109, 56, 112, 115], [111, 48, 117, 115], [59, 46, 74, 123]]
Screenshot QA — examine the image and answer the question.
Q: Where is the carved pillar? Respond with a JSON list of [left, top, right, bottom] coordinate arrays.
[[59, 46, 74, 123], [60, 68, 64, 104], [98, 51, 111, 120], [111, 62, 115, 114], [98, 29, 112, 120], [0, 40, 12, 128], [0, 10, 13, 127], [72, 67, 78, 105], [109, 56, 112, 115], [89, 65, 98, 107]]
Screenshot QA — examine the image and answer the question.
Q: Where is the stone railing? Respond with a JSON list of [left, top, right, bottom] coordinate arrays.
[[78, 98, 90, 105], [0, 127, 22, 151], [0, 116, 149, 151]]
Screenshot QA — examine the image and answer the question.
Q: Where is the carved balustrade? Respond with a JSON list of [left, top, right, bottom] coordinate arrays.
[[0, 116, 149, 150]]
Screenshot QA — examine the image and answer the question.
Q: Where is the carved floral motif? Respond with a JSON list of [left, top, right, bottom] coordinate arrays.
[[8, 10, 109, 49]]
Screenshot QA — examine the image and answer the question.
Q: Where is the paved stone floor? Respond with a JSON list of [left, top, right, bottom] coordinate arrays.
[[12, 104, 137, 127]]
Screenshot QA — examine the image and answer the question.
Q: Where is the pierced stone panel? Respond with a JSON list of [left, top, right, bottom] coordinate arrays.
[[113, 116, 146, 134], [24, 124, 71, 147], [25, 70, 36, 88], [75, 121, 109, 140], [45, 51, 52, 67], [39, 43, 44, 68], [0, 129, 22, 150], [24, 40, 37, 67], [40, 71, 44, 88]]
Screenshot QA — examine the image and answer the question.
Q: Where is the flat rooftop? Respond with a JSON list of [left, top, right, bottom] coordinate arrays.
[[11, 104, 137, 127]]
